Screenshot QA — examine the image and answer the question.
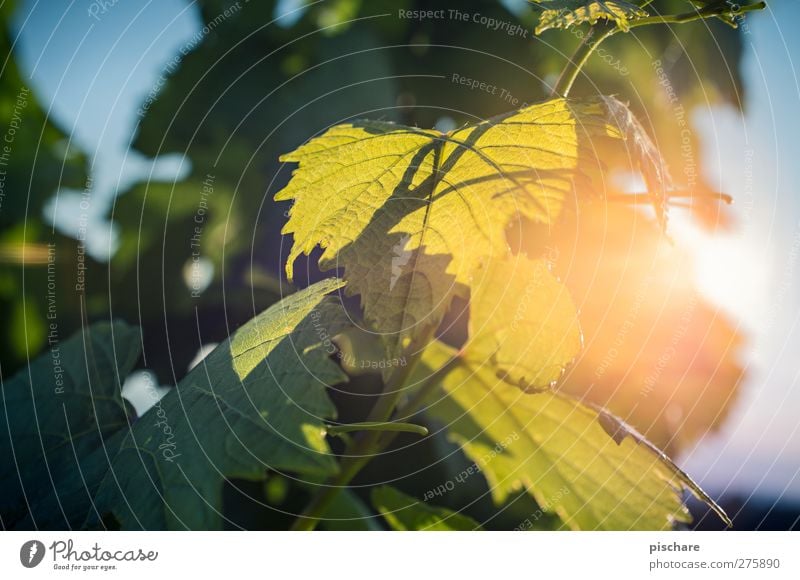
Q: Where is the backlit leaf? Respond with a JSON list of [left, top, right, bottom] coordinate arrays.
[[539, 205, 745, 454], [419, 340, 729, 530], [277, 97, 655, 359], [371, 485, 482, 531], [467, 256, 581, 391]]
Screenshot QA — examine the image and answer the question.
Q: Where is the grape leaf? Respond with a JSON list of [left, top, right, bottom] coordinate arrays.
[[277, 97, 657, 360], [534, 1, 648, 35], [371, 485, 482, 531], [467, 256, 581, 392], [318, 489, 382, 531], [420, 340, 729, 530], [0, 322, 140, 529], [89, 278, 351, 529]]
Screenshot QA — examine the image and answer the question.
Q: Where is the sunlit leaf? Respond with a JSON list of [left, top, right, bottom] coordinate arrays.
[[467, 255, 581, 391], [419, 340, 729, 530], [0, 279, 352, 529], [277, 97, 658, 360], [371, 485, 482, 530], [534, 205, 745, 453]]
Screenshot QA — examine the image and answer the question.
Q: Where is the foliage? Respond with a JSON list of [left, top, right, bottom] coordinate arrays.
[[277, 96, 662, 362], [0, 0, 766, 531], [0, 322, 139, 529], [2, 280, 351, 529], [420, 341, 727, 530], [371, 485, 482, 530], [533, 205, 745, 453]]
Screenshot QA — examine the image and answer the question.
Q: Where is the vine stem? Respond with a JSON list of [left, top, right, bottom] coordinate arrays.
[[550, 2, 766, 98], [290, 335, 431, 531], [392, 352, 461, 421], [551, 25, 617, 98], [291, 1, 768, 532], [630, 2, 766, 28]]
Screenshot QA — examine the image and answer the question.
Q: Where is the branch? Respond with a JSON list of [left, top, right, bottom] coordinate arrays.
[[549, 1, 766, 98], [290, 333, 433, 531], [552, 25, 618, 98]]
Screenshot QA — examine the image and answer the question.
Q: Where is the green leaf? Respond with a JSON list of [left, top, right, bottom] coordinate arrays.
[[90, 278, 351, 529], [277, 97, 645, 360], [0, 322, 141, 529], [534, 1, 648, 35], [318, 489, 382, 531], [467, 256, 581, 391], [420, 340, 728, 530], [371, 485, 482, 531]]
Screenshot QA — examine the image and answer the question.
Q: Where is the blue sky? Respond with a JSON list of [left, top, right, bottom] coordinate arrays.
[[13, 0, 198, 256], [675, 1, 800, 503]]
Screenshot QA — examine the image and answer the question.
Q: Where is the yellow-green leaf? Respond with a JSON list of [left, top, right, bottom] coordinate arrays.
[[420, 340, 728, 530], [467, 256, 581, 391], [371, 485, 482, 530], [535, 1, 648, 35], [277, 97, 630, 359]]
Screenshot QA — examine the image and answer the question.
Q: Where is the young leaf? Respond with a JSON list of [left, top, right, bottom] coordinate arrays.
[[419, 340, 727, 530], [0, 322, 140, 529], [467, 256, 581, 391], [277, 97, 649, 359], [534, 1, 648, 35], [371, 485, 482, 531], [89, 278, 351, 529]]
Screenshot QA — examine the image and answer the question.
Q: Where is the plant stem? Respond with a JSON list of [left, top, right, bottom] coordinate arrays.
[[288, 436, 379, 531], [550, 2, 766, 98], [392, 352, 461, 421], [290, 338, 428, 531], [328, 421, 429, 436], [628, 2, 766, 29], [552, 25, 618, 98]]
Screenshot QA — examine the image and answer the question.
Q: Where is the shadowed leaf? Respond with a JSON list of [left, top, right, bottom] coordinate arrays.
[[0, 322, 140, 529], [90, 278, 351, 529]]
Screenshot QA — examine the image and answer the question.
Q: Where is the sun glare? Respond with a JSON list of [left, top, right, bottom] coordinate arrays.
[[669, 212, 769, 333]]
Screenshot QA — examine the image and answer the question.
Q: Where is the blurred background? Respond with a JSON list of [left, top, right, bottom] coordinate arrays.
[[0, 0, 797, 529]]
